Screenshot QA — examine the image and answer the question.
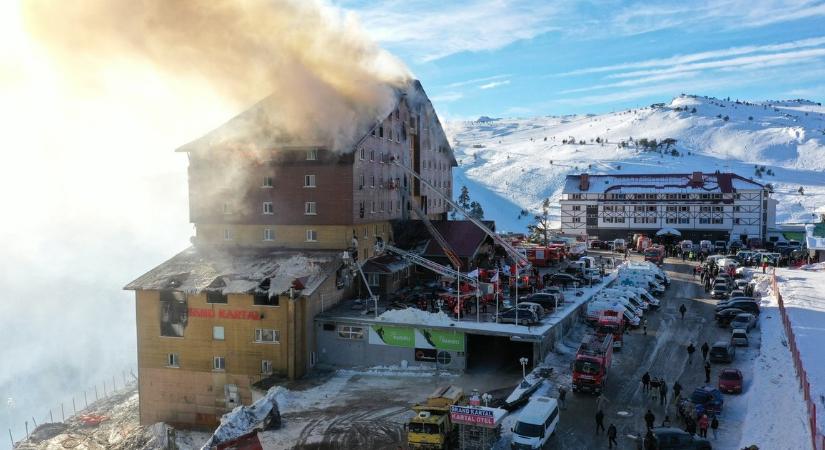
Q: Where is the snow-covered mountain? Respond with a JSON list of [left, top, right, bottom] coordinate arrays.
[[445, 95, 825, 233]]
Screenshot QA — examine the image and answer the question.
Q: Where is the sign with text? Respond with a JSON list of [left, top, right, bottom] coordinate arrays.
[[188, 308, 261, 320], [369, 325, 415, 348], [449, 405, 496, 427], [417, 329, 465, 351]]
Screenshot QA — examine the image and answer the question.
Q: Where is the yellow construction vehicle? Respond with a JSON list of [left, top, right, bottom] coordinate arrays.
[[406, 385, 465, 449]]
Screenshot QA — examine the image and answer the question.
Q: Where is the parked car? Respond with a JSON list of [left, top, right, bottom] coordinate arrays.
[[728, 289, 746, 298], [540, 286, 565, 303], [716, 308, 746, 326], [731, 328, 749, 346], [715, 300, 760, 315], [635, 427, 712, 450], [520, 293, 563, 313], [495, 307, 540, 325], [709, 340, 736, 363], [729, 240, 743, 253], [590, 239, 606, 249], [714, 240, 727, 254], [734, 279, 750, 291], [718, 368, 744, 394], [689, 386, 724, 415], [730, 313, 757, 331], [547, 273, 584, 288], [710, 283, 730, 299]]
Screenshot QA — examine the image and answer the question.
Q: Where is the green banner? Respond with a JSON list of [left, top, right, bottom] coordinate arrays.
[[369, 325, 415, 348], [419, 328, 465, 351]]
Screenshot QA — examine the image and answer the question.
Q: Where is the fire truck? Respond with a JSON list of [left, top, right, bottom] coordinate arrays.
[[595, 310, 625, 350], [572, 333, 614, 394], [519, 245, 564, 267], [644, 245, 665, 265]]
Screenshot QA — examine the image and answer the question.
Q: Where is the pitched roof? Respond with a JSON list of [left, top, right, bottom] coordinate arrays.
[[124, 246, 341, 297], [361, 254, 411, 274], [391, 220, 494, 260]]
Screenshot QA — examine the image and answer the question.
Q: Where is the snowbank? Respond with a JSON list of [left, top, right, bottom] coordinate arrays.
[[775, 268, 825, 438], [737, 274, 812, 449], [378, 307, 455, 325]]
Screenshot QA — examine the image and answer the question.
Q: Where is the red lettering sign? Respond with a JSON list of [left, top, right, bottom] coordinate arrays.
[[188, 308, 261, 320]]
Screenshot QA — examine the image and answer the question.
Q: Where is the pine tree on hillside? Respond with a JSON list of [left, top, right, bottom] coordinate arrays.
[[469, 201, 485, 220], [530, 198, 552, 245]]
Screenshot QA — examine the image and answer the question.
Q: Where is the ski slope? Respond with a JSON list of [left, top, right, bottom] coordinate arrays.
[[445, 95, 825, 233]]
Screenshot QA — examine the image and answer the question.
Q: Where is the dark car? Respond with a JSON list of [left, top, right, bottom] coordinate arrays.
[[715, 300, 760, 315], [690, 386, 724, 415], [547, 273, 584, 288], [636, 427, 712, 450], [716, 308, 746, 326], [718, 368, 744, 394], [710, 284, 730, 299], [714, 240, 727, 254], [590, 239, 606, 249], [709, 340, 736, 363], [519, 293, 563, 312], [729, 240, 743, 253]]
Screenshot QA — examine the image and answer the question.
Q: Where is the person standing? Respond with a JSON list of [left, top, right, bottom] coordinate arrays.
[[698, 414, 709, 438], [673, 381, 682, 403], [692, 266, 697, 278], [595, 409, 605, 434], [642, 318, 648, 335], [661, 415, 671, 427], [710, 415, 719, 440], [685, 416, 697, 435], [659, 379, 667, 406], [679, 304, 687, 320], [557, 385, 567, 410], [641, 372, 651, 392], [687, 342, 696, 365], [644, 409, 655, 430], [701, 342, 710, 361], [607, 423, 618, 449], [704, 361, 711, 384]]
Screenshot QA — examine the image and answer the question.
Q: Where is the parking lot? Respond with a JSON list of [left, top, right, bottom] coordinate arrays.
[[541, 251, 760, 449]]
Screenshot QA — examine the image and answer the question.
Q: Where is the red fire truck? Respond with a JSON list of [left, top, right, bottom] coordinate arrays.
[[595, 310, 625, 350], [572, 333, 614, 394], [644, 245, 665, 265]]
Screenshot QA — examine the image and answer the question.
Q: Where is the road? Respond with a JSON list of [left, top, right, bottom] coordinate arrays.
[[549, 253, 756, 449]]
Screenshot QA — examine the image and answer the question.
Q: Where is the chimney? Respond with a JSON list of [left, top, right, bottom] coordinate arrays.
[[691, 171, 703, 187], [579, 173, 590, 191]]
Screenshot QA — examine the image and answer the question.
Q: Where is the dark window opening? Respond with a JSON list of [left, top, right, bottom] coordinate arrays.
[[323, 323, 335, 331], [206, 290, 228, 304], [254, 292, 279, 306]]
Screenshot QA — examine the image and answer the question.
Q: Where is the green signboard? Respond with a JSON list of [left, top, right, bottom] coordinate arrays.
[[418, 328, 465, 351], [369, 325, 415, 348]]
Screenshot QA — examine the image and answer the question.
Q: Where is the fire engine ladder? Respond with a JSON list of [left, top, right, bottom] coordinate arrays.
[[380, 243, 478, 288], [395, 175, 463, 271], [390, 159, 531, 268]]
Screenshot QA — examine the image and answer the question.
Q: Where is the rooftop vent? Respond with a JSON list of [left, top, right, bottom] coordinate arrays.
[[579, 173, 590, 191], [690, 171, 703, 187]]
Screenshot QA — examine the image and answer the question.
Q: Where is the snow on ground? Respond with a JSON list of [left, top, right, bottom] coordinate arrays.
[[737, 272, 812, 449], [445, 95, 825, 232], [775, 267, 825, 438]]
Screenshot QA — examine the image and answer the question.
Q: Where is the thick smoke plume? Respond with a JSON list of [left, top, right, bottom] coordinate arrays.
[[23, 0, 412, 153]]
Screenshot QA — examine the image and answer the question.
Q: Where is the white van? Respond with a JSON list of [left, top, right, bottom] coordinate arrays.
[[587, 299, 640, 327], [511, 396, 559, 449], [616, 275, 665, 296], [601, 288, 649, 311], [593, 293, 644, 316]]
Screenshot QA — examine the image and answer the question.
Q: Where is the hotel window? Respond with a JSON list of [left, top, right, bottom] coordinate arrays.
[[304, 174, 316, 188], [213, 356, 225, 371], [666, 218, 677, 224], [305, 202, 317, 215], [263, 202, 274, 214], [374, 224, 380, 235], [572, 205, 581, 211], [305, 229, 318, 242], [359, 202, 365, 219], [572, 217, 581, 223], [712, 218, 724, 224], [647, 206, 656, 212], [679, 206, 690, 212], [337, 325, 364, 340], [261, 360, 273, 375], [254, 292, 279, 306], [213, 326, 225, 341], [380, 201, 384, 212], [734, 206, 741, 212], [371, 201, 375, 213], [699, 218, 710, 224], [678, 218, 689, 224], [615, 218, 626, 223], [255, 329, 280, 343], [700, 206, 711, 213], [263, 228, 274, 241], [306, 149, 318, 160], [679, 194, 689, 200], [223, 203, 231, 214], [367, 273, 380, 287], [359, 174, 364, 189], [223, 228, 232, 241], [166, 353, 179, 368], [359, 148, 365, 160], [666, 206, 677, 212], [570, 194, 583, 200], [371, 176, 375, 188], [370, 150, 375, 161], [262, 176, 273, 188], [206, 290, 228, 304], [379, 126, 384, 138], [713, 206, 723, 212]]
